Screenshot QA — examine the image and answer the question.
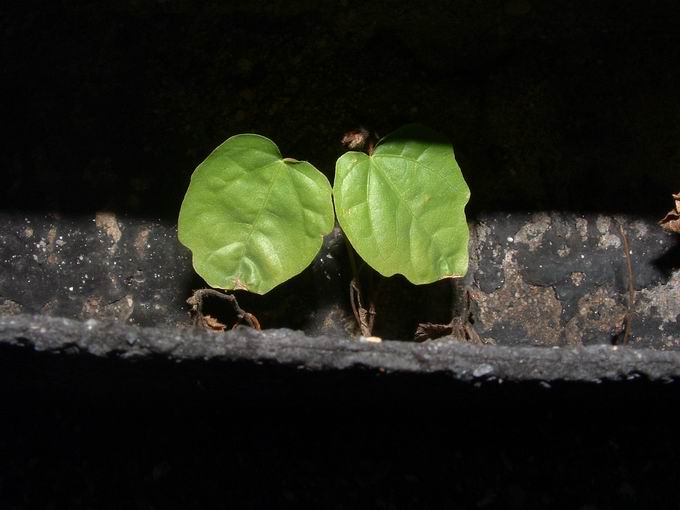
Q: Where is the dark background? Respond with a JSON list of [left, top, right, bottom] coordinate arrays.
[[3, 347, 680, 509], [3, 0, 680, 218], [3, 1, 680, 508]]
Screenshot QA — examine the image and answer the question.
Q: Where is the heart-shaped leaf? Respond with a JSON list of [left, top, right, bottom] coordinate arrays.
[[178, 134, 334, 294], [333, 124, 470, 284]]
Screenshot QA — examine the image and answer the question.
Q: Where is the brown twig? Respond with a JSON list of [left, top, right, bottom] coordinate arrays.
[[187, 288, 261, 330], [347, 262, 381, 337], [618, 224, 635, 345], [343, 228, 377, 336], [350, 277, 372, 336], [367, 276, 384, 334]]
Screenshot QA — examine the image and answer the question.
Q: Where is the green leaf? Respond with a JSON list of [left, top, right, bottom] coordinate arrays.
[[333, 124, 470, 284], [178, 134, 334, 294]]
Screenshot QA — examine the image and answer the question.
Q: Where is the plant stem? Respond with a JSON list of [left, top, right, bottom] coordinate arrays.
[[339, 126, 381, 337], [344, 234, 372, 336]]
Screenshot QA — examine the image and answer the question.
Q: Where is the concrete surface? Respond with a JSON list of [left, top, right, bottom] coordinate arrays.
[[2, 313, 680, 382], [1, 211, 678, 348]]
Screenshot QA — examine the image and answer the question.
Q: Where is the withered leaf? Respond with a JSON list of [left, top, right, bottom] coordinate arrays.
[[659, 192, 680, 234], [415, 318, 485, 344], [201, 314, 226, 331], [341, 127, 370, 151], [415, 322, 456, 342]]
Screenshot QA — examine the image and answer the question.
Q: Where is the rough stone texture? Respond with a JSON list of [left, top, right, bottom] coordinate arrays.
[[0, 212, 358, 336], [469, 212, 680, 348], [3, 313, 680, 382], [2, 212, 679, 350], [0, 212, 194, 326]]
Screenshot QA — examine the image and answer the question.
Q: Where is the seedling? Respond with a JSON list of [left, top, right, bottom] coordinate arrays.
[[178, 124, 471, 336]]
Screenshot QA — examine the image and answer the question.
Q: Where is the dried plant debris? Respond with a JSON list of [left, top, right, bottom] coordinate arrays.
[[659, 192, 680, 233], [201, 314, 227, 331], [415, 318, 485, 343], [415, 321, 455, 341], [341, 127, 371, 151], [187, 289, 261, 331], [415, 287, 487, 343], [349, 277, 375, 337]]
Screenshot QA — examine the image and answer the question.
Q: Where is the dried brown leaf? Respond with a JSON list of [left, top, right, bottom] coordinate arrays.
[[341, 127, 370, 151], [415, 318, 486, 344], [659, 192, 680, 234], [202, 314, 226, 331], [415, 319, 471, 342]]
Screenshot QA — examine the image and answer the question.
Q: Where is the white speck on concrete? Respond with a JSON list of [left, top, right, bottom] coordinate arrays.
[[473, 364, 494, 377], [359, 336, 382, 343]]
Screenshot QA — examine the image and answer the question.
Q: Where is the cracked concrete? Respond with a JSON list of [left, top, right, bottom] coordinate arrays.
[[3, 313, 680, 382], [470, 212, 680, 348], [469, 249, 562, 346], [0, 211, 678, 375]]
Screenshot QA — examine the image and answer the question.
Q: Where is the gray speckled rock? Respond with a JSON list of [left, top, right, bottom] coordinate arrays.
[[468, 212, 680, 348], [0, 212, 354, 336], [2, 313, 680, 382], [0, 212, 193, 326]]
